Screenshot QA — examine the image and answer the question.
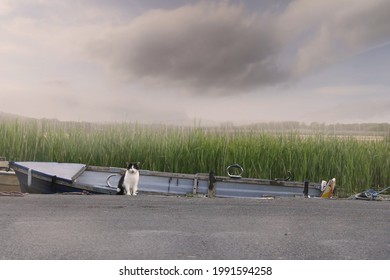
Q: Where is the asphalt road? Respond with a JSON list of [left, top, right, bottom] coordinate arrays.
[[0, 194, 389, 260]]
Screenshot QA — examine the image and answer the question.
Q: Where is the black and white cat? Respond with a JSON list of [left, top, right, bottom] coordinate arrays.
[[116, 163, 140, 196]]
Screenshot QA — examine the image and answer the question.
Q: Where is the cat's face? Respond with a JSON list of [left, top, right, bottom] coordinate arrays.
[[126, 162, 140, 173]]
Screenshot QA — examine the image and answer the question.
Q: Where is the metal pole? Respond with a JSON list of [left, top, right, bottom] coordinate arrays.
[[303, 180, 309, 198]]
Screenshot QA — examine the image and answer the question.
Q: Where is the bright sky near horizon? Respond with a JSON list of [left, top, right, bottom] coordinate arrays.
[[1, 0, 390, 125]]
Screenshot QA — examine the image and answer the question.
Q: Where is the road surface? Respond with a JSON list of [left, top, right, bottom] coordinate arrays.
[[0, 194, 389, 259]]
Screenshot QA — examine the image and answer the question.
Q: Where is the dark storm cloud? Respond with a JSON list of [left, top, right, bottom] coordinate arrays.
[[89, 1, 287, 94], [87, 0, 390, 95]]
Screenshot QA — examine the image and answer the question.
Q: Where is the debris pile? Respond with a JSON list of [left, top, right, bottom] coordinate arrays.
[[353, 186, 390, 201]]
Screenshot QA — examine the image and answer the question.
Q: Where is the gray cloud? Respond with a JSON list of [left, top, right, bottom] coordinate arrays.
[[88, 1, 287, 94], [87, 0, 390, 96], [282, 0, 390, 77]]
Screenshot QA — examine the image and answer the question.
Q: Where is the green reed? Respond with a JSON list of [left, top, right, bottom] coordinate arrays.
[[1, 119, 389, 196]]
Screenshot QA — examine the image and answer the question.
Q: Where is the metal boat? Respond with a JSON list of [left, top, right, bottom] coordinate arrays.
[[9, 161, 322, 198]]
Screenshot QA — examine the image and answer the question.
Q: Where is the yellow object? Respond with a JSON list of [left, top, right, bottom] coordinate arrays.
[[320, 178, 336, 198]]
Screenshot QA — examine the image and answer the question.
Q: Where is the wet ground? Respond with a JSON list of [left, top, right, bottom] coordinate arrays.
[[0, 194, 389, 259]]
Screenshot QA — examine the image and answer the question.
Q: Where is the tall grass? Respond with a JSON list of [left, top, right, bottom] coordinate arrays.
[[1, 119, 389, 196]]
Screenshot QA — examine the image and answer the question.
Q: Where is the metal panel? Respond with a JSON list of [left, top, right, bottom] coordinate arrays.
[[75, 170, 119, 187], [215, 180, 320, 198], [196, 179, 209, 195], [139, 176, 194, 195], [165, 177, 194, 195], [11, 162, 86, 181], [138, 175, 170, 193]]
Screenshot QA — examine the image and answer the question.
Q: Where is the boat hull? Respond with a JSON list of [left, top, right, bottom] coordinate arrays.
[[139, 170, 322, 198], [9, 162, 322, 197], [10, 162, 116, 194]]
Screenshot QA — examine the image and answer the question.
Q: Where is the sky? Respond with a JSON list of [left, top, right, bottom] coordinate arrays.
[[1, 0, 390, 125]]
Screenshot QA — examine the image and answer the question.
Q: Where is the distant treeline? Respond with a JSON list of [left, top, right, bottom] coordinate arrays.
[[221, 121, 390, 136], [1, 111, 389, 136]]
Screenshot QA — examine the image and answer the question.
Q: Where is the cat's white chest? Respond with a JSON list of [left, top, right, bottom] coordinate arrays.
[[124, 171, 139, 185], [123, 170, 139, 195]]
